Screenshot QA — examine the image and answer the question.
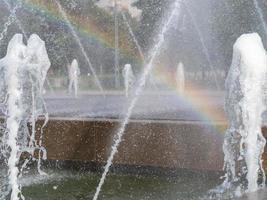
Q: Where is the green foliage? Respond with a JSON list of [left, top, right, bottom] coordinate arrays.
[[1, 0, 267, 87]]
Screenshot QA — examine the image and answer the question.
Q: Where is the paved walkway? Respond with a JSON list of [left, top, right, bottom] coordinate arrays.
[[44, 90, 226, 121]]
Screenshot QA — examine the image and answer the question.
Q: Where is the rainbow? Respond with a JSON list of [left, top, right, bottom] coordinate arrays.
[[14, 0, 227, 132], [22, 0, 142, 62], [154, 65, 227, 127]]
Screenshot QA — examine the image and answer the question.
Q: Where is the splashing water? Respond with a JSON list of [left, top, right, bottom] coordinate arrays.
[[176, 62, 185, 93], [122, 64, 135, 97], [0, 33, 50, 200], [114, 0, 120, 88], [2, 1, 53, 93], [122, 12, 144, 60], [2, 0, 28, 39], [121, 12, 158, 91], [55, 0, 104, 94], [1, 2, 56, 95], [92, 1, 182, 199], [68, 59, 80, 97], [5, 34, 24, 200], [224, 33, 267, 193], [252, 0, 267, 37], [183, 2, 220, 90], [0, 2, 21, 44], [210, 33, 267, 199]]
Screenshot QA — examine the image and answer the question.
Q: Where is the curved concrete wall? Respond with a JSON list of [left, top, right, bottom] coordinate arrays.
[[40, 118, 227, 171]]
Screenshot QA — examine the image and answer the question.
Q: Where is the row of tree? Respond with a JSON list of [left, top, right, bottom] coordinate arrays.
[[0, 0, 266, 89]]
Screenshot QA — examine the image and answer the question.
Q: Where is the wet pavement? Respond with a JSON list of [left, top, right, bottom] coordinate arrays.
[[44, 90, 225, 121]]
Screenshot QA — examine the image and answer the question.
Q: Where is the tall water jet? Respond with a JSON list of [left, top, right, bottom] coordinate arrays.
[[55, 0, 104, 94], [2, 1, 52, 93], [114, 0, 120, 88], [5, 34, 25, 200], [252, 0, 267, 37], [0, 33, 50, 200], [122, 64, 135, 97], [214, 33, 267, 198], [176, 62, 185, 93], [2, 0, 28, 39], [0, 2, 21, 44], [68, 59, 80, 97], [121, 12, 144, 60], [92, 1, 182, 199], [121, 11, 158, 91], [183, 2, 220, 90]]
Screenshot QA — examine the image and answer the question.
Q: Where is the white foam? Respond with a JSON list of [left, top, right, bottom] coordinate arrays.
[[223, 33, 267, 194], [176, 62, 185, 93], [122, 64, 135, 97], [92, 1, 182, 199], [0, 33, 51, 200], [68, 59, 80, 97]]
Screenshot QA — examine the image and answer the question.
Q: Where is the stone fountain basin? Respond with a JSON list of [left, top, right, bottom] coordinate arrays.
[[2, 117, 267, 199], [38, 117, 267, 173], [38, 118, 225, 172], [17, 118, 267, 200]]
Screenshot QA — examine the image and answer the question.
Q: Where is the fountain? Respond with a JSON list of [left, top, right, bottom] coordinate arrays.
[[176, 62, 185, 93], [183, 1, 220, 90], [92, 1, 182, 199], [68, 59, 80, 97], [1, 1, 267, 200], [210, 33, 267, 198], [55, 0, 104, 94], [0, 2, 21, 44], [114, 0, 120, 89], [0, 33, 50, 200], [121, 12, 144, 60], [122, 63, 135, 97], [252, 0, 267, 36], [121, 11, 159, 91], [2, 0, 27, 40]]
